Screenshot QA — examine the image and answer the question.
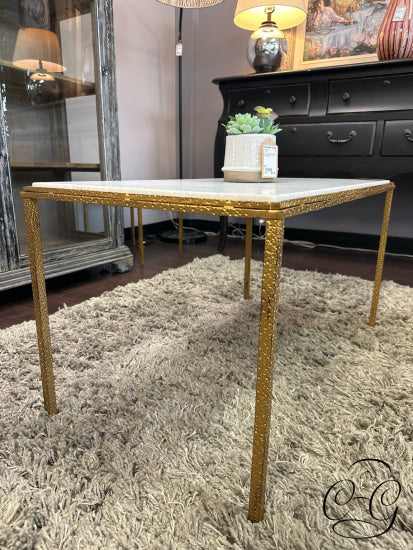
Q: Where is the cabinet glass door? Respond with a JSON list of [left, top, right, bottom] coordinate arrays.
[[0, 0, 108, 258]]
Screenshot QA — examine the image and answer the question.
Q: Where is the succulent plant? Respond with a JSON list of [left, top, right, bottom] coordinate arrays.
[[222, 113, 262, 135], [259, 118, 282, 135], [222, 109, 282, 136]]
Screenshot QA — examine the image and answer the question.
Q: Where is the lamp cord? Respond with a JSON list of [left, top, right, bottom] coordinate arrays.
[[178, 7, 183, 41], [178, 8, 183, 180]]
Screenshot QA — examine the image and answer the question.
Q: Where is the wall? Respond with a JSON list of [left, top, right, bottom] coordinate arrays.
[[113, 0, 249, 229], [113, 0, 177, 227], [181, 0, 249, 180], [180, 0, 250, 227]]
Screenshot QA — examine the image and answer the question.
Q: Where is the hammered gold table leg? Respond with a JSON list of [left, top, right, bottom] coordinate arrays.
[[244, 217, 253, 299], [23, 198, 58, 415], [178, 212, 183, 253], [249, 218, 285, 523], [137, 208, 144, 265], [130, 207, 136, 246], [369, 188, 394, 327]]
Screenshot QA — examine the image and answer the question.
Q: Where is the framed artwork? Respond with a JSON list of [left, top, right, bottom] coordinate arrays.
[[19, 0, 51, 28], [293, 0, 389, 70]]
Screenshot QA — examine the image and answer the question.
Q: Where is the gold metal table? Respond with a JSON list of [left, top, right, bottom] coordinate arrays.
[[21, 177, 394, 523]]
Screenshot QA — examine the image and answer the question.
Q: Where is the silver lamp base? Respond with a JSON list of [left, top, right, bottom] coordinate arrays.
[[247, 35, 287, 73]]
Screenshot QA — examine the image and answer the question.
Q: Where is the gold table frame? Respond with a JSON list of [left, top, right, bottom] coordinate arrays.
[[21, 180, 394, 523]]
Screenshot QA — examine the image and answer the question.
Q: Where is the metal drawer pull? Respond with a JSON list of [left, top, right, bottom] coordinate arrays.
[[326, 130, 357, 143], [289, 96, 296, 103], [404, 129, 413, 142], [342, 92, 351, 101], [290, 127, 297, 133], [383, 80, 391, 86], [237, 99, 245, 107]]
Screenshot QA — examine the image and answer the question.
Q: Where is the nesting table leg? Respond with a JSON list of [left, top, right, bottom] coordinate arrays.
[[178, 212, 183, 253], [244, 217, 253, 299], [249, 217, 285, 522], [23, 198, 57, 415], [137, 208, 144, 265], [130, 207, 135, 246], [369, 189, 394, 327]]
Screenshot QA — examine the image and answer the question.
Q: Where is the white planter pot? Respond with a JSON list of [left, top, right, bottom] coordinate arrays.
[[222, 133, 277, 183]]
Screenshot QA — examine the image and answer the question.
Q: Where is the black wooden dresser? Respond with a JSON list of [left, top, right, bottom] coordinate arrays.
[[213, 59, 413, 252]]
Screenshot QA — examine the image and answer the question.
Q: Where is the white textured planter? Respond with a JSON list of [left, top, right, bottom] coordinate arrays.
[[222, 133, 277, 183]]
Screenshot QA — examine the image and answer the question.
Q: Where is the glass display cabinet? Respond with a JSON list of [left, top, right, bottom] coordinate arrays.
[[0, 0, 132, 291]]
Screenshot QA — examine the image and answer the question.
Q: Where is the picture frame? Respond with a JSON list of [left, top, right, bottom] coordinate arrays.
[[19, 0, 51, 29], [293, 0, 389, 70]]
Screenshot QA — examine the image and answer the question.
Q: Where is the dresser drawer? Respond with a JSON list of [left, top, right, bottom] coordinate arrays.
[[228, 83, 310, 117], [328, 74, 413, 114], [278, 122, 376, 156], [382, 120, 413, 155]]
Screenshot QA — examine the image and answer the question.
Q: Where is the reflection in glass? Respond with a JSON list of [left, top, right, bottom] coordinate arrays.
[[0, 0, 107, 256]]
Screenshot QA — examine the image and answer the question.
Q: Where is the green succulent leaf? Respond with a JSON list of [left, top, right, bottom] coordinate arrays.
[[223, 113, 265, 134], [258, 118, 282, 135], [223, 111, 282, 135]]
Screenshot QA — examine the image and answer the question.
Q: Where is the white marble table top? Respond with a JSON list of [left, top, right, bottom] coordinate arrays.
[[32, 178, 391, 203]]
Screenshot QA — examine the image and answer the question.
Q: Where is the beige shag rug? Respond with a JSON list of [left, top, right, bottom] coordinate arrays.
[[0, 255, 412, 549]]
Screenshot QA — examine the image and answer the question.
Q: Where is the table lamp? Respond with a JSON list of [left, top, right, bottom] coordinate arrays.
[[13, 28, 66, 79], [234, 0, 307, 72], [13, 28, 66, 103]]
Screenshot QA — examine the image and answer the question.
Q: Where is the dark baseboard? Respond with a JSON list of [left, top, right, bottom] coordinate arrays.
[[283, 228, 413, 255], [125, 219, 413, 255]]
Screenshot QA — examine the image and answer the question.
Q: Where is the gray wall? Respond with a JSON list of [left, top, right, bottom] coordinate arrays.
[[114, 0, 177, 227], [181, 0, 250, 179]]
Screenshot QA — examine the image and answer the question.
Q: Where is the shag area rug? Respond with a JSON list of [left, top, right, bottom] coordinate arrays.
[[0, 255, 412, 550]]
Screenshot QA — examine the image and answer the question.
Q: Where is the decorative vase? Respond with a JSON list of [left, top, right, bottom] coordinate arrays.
[[222, 134, 277, 183], [377, 0, 413, 60]]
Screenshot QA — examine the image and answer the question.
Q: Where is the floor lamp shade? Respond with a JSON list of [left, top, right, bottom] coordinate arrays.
[[12, 28, 66, 73], [156, 0, 225, 6]]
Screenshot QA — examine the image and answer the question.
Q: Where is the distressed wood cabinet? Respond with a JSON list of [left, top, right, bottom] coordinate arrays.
[[214, 59, 413, 252], [0, 0, 132, 291]]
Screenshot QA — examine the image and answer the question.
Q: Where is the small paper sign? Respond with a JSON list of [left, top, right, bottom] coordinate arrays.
[[393, 6, 406, 21], [261, 138, 278, 179], [176, 41, 183, 56]]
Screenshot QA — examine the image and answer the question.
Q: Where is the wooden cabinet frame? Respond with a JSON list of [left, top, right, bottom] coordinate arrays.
[[0, 0, 132, 291]]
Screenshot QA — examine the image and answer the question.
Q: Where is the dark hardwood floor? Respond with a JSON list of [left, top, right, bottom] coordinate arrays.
[[0, 234, 412, 330]]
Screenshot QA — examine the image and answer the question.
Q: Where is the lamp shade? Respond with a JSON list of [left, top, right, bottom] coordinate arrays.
[[234, 0, 307, 30], [12, 28, 66, 73], [156, 0, 225, 7]]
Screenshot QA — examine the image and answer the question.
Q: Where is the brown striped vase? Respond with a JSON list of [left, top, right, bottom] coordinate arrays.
[[377, 0, 413, 60]]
